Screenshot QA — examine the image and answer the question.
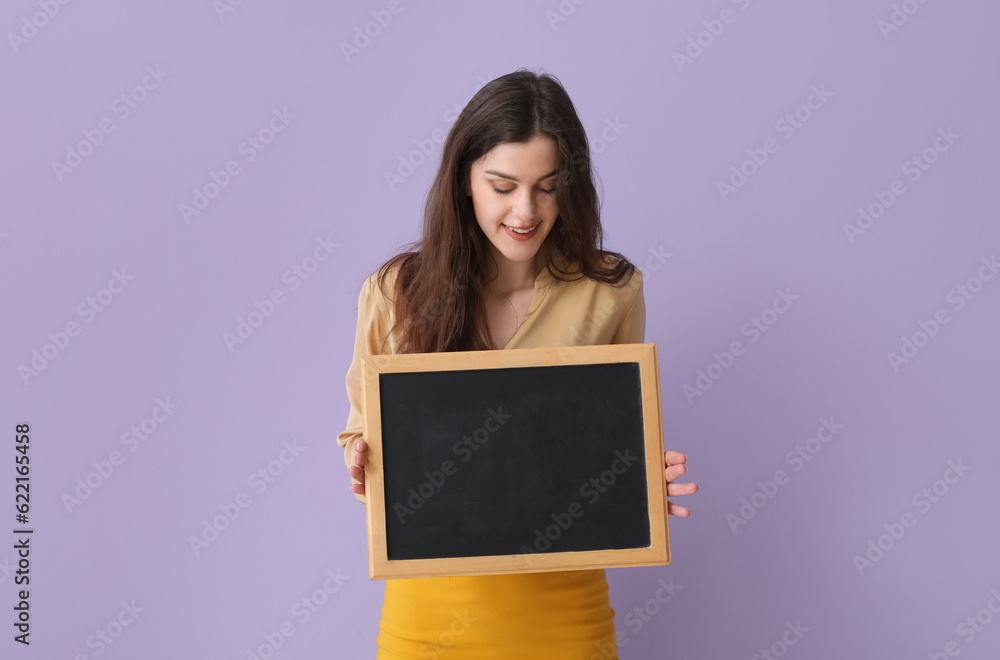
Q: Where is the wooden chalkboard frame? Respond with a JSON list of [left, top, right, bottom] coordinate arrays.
[[360, 342, 669, 579]]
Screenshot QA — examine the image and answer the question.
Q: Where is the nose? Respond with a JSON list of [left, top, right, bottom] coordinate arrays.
[[512, 187, 537, 222]]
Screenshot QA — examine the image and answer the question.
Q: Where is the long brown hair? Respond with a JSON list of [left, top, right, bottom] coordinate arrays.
[[374, 69, 637, 354]]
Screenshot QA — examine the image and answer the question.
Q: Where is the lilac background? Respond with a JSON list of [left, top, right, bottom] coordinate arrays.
[[2, 1, 999, 658]]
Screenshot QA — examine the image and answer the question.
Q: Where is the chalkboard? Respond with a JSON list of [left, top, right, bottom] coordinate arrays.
[[361, 343, 669, 579]]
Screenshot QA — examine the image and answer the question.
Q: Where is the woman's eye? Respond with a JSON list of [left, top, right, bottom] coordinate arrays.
[[491, 187, 556, 195]]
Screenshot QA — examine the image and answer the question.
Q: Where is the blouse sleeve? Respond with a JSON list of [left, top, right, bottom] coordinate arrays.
[[610, 269, 646, 345], [336, 273, 393, 504]]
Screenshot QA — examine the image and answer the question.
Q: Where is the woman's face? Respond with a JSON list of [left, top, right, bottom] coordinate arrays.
[[468, 135, 560, 275]]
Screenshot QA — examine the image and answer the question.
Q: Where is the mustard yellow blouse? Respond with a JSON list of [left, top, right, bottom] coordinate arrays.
[[337, 248, 645, 659]]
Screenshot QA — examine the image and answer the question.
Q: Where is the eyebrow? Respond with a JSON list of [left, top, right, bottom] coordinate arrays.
[[483, 168, 559, 183]]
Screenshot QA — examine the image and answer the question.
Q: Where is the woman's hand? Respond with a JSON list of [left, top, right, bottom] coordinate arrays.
[[664, 450, 698, 517], [348, 438, 367, 496]]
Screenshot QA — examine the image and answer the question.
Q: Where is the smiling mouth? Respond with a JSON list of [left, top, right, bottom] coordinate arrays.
[[503, 223, 538, 234]]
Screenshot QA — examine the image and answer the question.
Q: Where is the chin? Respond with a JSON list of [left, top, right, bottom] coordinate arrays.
[[496, 246, 539, 263], [484, 221, 554, 263]]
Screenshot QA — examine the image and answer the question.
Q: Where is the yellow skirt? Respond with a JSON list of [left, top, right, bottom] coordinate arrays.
[[376, 569, 618, 659]]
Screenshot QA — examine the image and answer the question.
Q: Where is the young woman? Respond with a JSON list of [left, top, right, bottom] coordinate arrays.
[[337, 69, 698, 659]]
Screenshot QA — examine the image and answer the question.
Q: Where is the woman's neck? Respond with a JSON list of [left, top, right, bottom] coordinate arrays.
[[485, 241, 553, 296]]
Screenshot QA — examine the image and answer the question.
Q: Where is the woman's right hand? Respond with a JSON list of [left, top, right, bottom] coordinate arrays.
[[348, 438, 367, 496]]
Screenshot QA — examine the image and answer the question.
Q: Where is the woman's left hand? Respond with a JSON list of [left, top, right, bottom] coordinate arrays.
[[664, 451, 698, 517]]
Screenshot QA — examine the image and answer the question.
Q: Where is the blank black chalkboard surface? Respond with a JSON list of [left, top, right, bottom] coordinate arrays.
[[361, 343, 669, 579]]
